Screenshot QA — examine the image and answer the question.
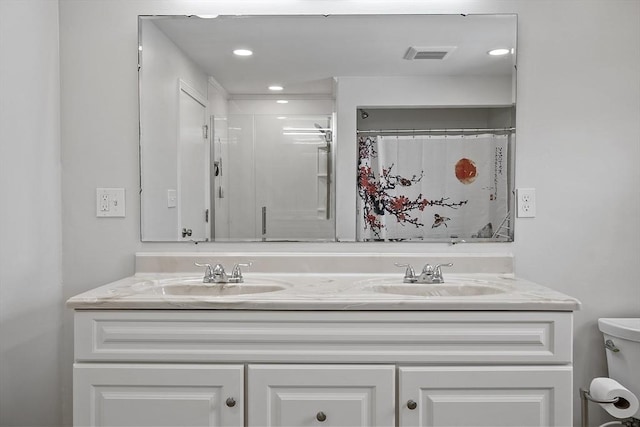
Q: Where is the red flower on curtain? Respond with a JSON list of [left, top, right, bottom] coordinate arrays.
[[357, 136, 468, 238]]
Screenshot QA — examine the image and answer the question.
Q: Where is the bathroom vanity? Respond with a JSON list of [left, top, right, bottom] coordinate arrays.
[[68, 254, 580, 426]]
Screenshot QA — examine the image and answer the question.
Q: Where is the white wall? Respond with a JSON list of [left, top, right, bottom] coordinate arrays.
[[0, 1, 63, 426], [57, 1, 640, 426]]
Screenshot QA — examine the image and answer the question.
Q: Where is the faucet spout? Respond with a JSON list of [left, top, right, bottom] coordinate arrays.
[[417, 263, 453, 284], [211, 264, 228, 283], [195, 262, 228, 283]]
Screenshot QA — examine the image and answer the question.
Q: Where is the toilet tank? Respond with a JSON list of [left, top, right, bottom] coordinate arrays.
[[598, 318, 640, 419]]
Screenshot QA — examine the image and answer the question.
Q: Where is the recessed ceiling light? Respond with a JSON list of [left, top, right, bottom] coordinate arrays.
[[195, 15, 219, 19], [488, 48, 510, 56], [276, 100, 288, 104], [233, 49, 253, 57], [269, 85, 284, 91], [277, 116, 287, 120]]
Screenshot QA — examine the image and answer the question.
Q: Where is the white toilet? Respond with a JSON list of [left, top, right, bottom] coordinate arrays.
[[598, 318, 640, 419]]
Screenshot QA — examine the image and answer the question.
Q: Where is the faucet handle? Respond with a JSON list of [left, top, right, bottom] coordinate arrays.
[[433, 263, 453, 277], [394, 263, 417, 283], [229, 262, 253, 283], [194, 262, 213, 276]]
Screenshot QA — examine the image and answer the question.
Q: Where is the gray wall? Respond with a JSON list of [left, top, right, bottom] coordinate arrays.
[[0, 1, 63, 426], [0, 0, 636, 425]]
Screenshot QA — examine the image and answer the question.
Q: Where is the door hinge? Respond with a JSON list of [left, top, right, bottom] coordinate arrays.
[[203, 125, 209, 139], [205, 209, 209, 223]]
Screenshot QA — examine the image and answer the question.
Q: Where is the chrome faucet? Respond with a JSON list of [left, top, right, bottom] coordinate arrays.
[[228, 262, 252, 283], [419, 263, 453, 283], [194, 262, 252, 284], [395, 262, 453, 284], [395, 263, 418, 283]]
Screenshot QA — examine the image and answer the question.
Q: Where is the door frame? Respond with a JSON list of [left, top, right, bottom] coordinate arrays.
[[177, 79, 210, 240]]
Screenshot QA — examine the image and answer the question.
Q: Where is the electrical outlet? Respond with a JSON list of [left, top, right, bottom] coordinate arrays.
[[516, 188, 536, 218], [96, 188, 126, 217], [99, 193, 109, 212]]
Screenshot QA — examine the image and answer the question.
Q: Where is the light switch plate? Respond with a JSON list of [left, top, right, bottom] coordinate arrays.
[[96, 188, 125, 217], [167, 189, 177, 208]]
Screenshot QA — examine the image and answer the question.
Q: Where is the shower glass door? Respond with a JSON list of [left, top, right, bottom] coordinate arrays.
[[225, 114, 333, 241]]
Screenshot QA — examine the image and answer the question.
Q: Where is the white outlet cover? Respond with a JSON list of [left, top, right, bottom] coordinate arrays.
[[516, 188, 536, 218], [96, 188, 126, 217]]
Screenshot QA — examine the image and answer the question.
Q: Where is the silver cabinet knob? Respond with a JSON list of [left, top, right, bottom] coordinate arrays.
[[316, 411, 327, 422], [225, 397, 236, 407], [407, 400, 417, 410]]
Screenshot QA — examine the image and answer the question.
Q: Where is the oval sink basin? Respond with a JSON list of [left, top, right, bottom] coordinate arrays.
[[372, 283, 507, 297], [140, 277, 290, 297], [158, 283, 287, 296]]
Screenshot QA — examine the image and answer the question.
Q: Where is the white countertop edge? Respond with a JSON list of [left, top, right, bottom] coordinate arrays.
[[67, 272, 581, 311]]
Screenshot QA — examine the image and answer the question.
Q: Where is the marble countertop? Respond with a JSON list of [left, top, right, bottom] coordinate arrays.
[[66, 272, 581, 311]]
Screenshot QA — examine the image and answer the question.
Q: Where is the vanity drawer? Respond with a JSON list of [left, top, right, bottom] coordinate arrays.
[[248, 364, 395, 426], [74, 310, 572, 364]]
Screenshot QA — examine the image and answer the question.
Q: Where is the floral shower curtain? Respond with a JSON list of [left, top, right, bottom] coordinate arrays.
[[357, 134, 509, 241]]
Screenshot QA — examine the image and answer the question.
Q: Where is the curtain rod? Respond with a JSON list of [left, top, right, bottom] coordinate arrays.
[[356, 127, 515, 134]]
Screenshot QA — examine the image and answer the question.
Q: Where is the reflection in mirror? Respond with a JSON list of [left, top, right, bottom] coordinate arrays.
[[225, 113, 333, 241], [356, 107, 514, 241], [138, 14, 517, 242]]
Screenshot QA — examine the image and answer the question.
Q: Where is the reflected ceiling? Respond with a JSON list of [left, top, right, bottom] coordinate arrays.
[[151, 14, 516, 95]]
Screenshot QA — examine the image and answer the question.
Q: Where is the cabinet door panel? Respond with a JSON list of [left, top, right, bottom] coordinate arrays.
[[248, 364, 395, 427], [74, 364, 243, 427], [399, 366, 572, 427]]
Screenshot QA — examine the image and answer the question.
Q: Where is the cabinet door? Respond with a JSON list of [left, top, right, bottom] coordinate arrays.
[[74, 364, 243, 427], [248, 364, 395, 426], [399, 366, 572, 427]]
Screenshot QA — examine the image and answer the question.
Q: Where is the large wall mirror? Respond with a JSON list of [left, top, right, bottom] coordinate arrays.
[[139, 14, 517, 242]]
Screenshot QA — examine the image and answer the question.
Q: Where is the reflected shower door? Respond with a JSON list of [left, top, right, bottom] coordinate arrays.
[[254, 115, 333, 241]]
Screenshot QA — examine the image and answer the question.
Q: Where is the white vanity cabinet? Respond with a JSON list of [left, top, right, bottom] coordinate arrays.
[[72, 310, 574, 426], [398, 366, 572, 426], [74, 364, 244, 426]]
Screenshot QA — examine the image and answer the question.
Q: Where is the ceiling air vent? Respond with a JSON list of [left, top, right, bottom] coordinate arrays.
[[404, 46, 457, 60]]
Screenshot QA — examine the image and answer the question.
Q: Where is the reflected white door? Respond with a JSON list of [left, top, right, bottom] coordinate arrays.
[[178, 81, 209, 240]]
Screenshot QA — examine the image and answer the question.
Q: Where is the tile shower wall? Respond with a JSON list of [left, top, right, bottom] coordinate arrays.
[[2, 0, 628, 426]]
